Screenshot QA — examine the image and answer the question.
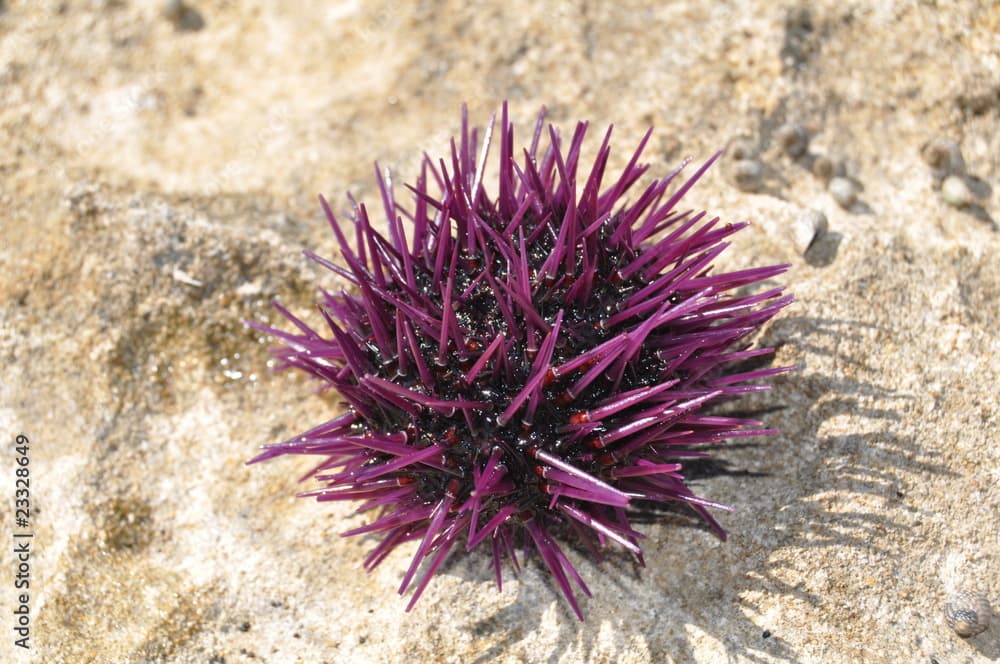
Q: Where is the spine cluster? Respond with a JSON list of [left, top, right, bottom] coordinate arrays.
[[251, 105, 791, 619]]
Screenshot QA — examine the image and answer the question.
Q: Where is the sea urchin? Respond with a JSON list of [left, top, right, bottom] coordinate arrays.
[[250, 104, 792, 620]]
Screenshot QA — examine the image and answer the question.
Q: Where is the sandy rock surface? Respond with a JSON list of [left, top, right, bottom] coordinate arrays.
[[1, 1, 998, 662]]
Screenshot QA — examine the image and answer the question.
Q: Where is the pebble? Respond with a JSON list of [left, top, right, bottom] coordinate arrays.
[[162, 0, 204, 31], [162, 0, 185, 20], [775, 123, 809, 158], [944, 591, 991, 638], [727, 138, 757, 161], [941, 175, 973, 208], [811, 155, 834, 181], [171, 268, 203, 288], [828, 176, 857, 209], [921, 138, 965, 177], [791, 209, 828, 255], [731, 159, 763, 192]]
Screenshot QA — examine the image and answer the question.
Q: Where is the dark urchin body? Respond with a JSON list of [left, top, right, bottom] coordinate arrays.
[[250, 105, 792, 619]]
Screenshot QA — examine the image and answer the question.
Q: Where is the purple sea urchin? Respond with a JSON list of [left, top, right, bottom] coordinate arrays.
[[250, 104, 792, 620]]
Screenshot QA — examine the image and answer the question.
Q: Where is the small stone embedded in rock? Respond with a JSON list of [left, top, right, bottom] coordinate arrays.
[[921, 138, 966, 179], [732, 159, 763, 192], [811, 155, 834, 181], [828, 176, 857, 209], [775, 123, 809, 158], [162, 0, 204, 31], [944, 591, 992, 638], [727, 137, 757, 161], [791, 209, 828, 255], [941, 175, 973, 208], [162, 0, 184, 20]]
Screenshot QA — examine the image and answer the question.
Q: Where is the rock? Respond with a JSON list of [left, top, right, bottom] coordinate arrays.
[[3, 2, 999, 662], [161, 0, 185, 22], [775, 123, 809, 158], [162, 0, 204, 31], [921, 138, 966, 180], [828, 176, 857, 209], [791, 208, 828, 255], [732, 158, 764, 192], [944, 591, 992, 638], [811, 155, 835, 181], [941, 175, 973, 208], [727, 137, 757, 161]]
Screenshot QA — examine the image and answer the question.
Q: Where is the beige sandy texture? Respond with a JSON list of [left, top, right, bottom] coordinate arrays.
[[1, 1, 998, 662]]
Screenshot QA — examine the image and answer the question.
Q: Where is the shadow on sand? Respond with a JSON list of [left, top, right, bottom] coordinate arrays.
[[437, 314, 954, 662]]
